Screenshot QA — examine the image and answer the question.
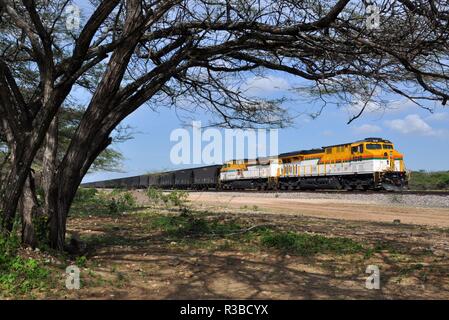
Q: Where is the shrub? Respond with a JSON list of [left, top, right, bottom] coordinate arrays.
[[150, 215, 242, 237], [147, 187, 164, 205], [105, 190, 137, 214], [167, 190, 188, 207], [75, 256, 88, 268], [0, 229, 49, 296], [261, 231, 364, 256], [73, 188, 98, 203], [409, 171, 449, 190], [146, 187, 188, 208], [71, 188, 137, 216]]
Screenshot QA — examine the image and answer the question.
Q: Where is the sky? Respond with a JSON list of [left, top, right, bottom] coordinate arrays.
[[83, 71, 449, 183]]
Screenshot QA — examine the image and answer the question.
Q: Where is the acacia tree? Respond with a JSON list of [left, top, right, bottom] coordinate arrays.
[[1, 0, 449, 250], [0, 105, 131, 247]]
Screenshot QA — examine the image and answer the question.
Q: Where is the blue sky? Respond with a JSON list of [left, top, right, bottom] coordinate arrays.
[[83, 72, 449, 183]]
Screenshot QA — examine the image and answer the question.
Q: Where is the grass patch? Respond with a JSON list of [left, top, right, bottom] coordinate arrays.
[[70, 188, 137, 217], [0, 231, 50, 297], [150, 214, 243, 238], [261, 231, 365, 256]]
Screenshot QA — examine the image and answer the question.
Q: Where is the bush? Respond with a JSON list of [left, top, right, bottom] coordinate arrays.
[[146, 187, 188, 208], [75, 255, 88, 268], [409, 171, 449, 190], [71, 188, 137, 216], [108, 190, 137, 214], [167, 190, 188, 207], [147, 187, 164, 205], [0, 230, 49, 296], [150, 215, 242, 237], [261, 231, 364, 256], [73, 187, 98, 203]]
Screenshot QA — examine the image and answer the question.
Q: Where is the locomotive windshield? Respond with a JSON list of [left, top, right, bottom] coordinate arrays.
[[383, 144, 394, 149], [366, 143, 382, 150]]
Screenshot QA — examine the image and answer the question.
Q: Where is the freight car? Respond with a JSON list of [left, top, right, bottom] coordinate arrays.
[[159, 172, 175, 188], [81, 138, 408, 191], [148, 173, 160, 187], [192, 165, 222, 189], [174, 169, 194, 189]]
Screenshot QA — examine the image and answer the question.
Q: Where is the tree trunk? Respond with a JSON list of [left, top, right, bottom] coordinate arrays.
[[19, 116, 58, 248], [19, 173, 40, 248], [1, 155, 32, 233], [48, 132, 112, 250], [48, 189, 68, 251], [42, 116, 58, 212]]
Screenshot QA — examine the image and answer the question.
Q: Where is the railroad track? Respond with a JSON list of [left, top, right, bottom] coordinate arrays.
[[160, 189, 449, 196]]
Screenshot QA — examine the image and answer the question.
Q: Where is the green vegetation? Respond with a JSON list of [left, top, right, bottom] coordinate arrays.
[[71, 188, 137, 216], [147, 212, 367, 257], [0, 230, 50, 296], [146, 187, 188, 207], [150, 214, 242, 237], [409, 171, 449, 190], [75, 256, 88, 268], [261, 231, 365, 256]]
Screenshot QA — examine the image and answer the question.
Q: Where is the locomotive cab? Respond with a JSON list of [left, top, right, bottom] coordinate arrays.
[[356, 138, 407, 190], [362, 140, 405, 173]]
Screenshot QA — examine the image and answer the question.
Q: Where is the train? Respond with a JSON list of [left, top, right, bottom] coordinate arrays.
[[81, 138, 408, 191]]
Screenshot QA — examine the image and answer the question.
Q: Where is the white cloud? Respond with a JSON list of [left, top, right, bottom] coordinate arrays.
[[347, 97, 383, 116], [426, 112, 449, 122], [243, 75, 290, 96], [321, 130, 334, 136], [386, 99, 418, 112], [353, 124, 382, 134], [385, 114, 445, 136], [347, 98, 418, 118]]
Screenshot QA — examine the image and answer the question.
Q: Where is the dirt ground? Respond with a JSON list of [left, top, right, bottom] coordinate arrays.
[[45, 190, 449, 300], [186, 192, 449, 227]]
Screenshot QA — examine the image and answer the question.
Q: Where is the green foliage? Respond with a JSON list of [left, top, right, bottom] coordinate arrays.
[[89, 148, 125, 173], [0, 228, 20, 258], [261, 231, 364, 256], [147, 187, 164, 205], [150, 215, 242, 237], [108, 189, 137, 214], [167, 190, 189, 207], [59, 107, 131, 174], [75, 256, 88, 268], [73, 187, 98, 203], [0, 231, 49, 296], [146, 187, 188, 208], [71, 188, 137, 216], [409, 171, 449, 190]]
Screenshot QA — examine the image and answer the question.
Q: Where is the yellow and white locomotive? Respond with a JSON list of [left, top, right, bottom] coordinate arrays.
[[220, 138, 407, 191]]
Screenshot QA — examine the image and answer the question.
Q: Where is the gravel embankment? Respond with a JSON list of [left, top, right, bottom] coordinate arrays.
[[194, 191, 449, 208]]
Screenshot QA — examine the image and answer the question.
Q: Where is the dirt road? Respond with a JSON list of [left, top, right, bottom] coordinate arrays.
[[187, 192, 449, 228]]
